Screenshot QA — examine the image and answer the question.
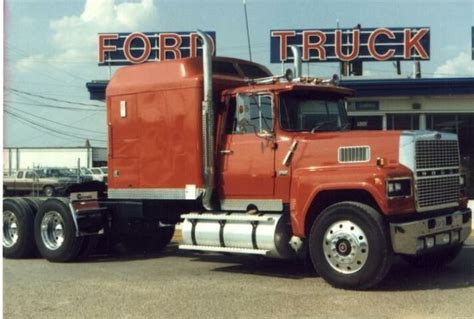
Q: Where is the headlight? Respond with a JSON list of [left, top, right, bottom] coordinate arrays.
[[387, 178, 412, 197]]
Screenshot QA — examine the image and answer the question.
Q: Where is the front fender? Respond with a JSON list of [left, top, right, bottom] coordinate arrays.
[[290, 166, 389, 237]]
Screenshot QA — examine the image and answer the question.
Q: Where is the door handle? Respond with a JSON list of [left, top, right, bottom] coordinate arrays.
[[220, 150, 233, 155]]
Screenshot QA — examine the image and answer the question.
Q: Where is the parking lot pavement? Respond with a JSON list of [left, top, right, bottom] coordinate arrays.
[[4, 237, 474, 319]]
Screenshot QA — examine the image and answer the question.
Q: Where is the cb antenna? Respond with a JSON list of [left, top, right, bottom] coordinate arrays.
[[243, 0, 252, 61]]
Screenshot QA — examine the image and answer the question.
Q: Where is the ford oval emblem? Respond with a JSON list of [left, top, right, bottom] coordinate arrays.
[[434, 133, 442, 140]]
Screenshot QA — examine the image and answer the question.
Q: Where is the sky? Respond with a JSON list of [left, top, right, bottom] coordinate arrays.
[[3, 0, 474, 148]]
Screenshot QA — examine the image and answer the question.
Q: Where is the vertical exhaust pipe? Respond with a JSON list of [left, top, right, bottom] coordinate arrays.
[[290, 45, 302, 78], [197, 30, 216, 211]]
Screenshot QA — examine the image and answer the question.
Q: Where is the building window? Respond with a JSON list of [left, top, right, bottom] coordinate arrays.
[[427, 114, 457, 133], [427, 113, 474, 197], [387, 114, 419, 130]]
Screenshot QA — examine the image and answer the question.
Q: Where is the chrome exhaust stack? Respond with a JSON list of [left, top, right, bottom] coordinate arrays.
[[196, 29, 216, 211], [290, 45, 302, 78]]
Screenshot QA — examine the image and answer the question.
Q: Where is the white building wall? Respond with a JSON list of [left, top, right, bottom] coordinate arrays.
[[3, 147, 107, 173], [18, 149, 88, 170]]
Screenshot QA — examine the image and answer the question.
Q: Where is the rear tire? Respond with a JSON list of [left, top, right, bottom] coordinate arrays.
[[34, 199, 84, 262], [148, 225, 175, 252], [113, 225, 175, 255], [309, 201, 393, 290], [3, 198, 36, 258], [401, 245, 463, 268]]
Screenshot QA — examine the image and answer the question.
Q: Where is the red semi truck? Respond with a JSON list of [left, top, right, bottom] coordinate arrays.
[[3, 31, 471, 289]]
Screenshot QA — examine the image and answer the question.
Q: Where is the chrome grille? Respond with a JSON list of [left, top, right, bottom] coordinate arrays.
[[415, 140, 459, 169], [415, 139, 460, 211], [416, 175, 460, 210]]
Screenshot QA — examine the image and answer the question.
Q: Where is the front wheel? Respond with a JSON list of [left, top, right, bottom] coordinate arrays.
[[34, 199, 84, 262], [309, 202, 393, 290]]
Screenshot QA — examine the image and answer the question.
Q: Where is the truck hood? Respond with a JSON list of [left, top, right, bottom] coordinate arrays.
[[289, 130, 403, 170]]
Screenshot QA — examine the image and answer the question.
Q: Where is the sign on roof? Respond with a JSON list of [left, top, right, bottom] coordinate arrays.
[[98, 31, 216, 66], [270, 27, 430, 63]]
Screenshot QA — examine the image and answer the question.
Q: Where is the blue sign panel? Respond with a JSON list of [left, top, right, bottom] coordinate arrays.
[[98, 31, 216, 66], [270, 27, 430, 63]]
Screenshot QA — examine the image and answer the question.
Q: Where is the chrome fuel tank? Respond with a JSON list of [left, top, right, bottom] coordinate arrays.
[[180, 212, 295, 258]]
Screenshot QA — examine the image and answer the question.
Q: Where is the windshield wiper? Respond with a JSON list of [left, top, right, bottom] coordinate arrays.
[[339, 123, 351, 130], [311, 120, 336, 133]]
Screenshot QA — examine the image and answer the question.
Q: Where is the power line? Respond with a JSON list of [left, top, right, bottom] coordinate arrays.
[[4, 110, 107, 143], [5, 113, 97, 144], [4, 98, 106, 112], [4, 104, 106, 135], [5, 111, 105, 147], [6, 88, 105, 108], [7, 110, 105, 146]]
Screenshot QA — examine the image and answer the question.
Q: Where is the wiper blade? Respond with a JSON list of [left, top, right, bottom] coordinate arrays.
[[311, 120, 336, 133], [339, 123, 351, 130]]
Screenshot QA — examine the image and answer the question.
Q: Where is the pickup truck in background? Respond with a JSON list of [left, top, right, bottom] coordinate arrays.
[[3, 169, 77, 197]]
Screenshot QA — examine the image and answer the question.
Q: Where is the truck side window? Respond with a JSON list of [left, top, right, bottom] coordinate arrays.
[[25, 172, 33, 179], [234, 94, 273, 134], [17, 171, 23, 179]]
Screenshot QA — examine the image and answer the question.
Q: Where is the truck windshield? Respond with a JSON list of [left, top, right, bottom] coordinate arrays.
[[279, 92, 349, 132]]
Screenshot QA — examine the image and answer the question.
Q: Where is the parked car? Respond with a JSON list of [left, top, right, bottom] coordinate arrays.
[[89, 167, 106, 182], [68, 168, 95, 183], [95, 167, 108, 184], [3, 169, 76, 197]]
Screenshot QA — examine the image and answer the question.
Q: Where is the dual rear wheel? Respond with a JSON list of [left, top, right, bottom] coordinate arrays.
[[3, 198, 175, 261], [3, 199, 36, 258]]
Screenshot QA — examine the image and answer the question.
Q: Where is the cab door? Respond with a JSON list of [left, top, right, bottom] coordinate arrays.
[[219, 93, 275, 197]]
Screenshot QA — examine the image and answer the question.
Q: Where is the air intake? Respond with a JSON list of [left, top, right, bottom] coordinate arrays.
[[338, 146, 370, 163]]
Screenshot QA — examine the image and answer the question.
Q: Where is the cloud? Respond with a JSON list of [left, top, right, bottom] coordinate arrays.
[[50, 0, 158, 51], [434, 52, 474, 77], [16, 54, 46, 72], [16, 0, 159, 72]]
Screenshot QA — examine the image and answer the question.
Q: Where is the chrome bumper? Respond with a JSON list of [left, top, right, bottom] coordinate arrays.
[[390, 209, 472, 255]]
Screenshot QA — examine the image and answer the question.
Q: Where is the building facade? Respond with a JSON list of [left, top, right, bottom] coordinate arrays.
[[341, 77, 474, 196]]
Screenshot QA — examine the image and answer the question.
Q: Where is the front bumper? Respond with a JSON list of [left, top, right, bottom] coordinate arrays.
[[390, 208, 472, 255]]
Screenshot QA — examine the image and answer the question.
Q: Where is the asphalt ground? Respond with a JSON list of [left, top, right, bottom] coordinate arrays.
[[4, 236, 474, 319]]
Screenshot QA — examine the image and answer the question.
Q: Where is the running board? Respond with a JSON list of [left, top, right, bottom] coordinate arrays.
[[179, 244, 270, 255]]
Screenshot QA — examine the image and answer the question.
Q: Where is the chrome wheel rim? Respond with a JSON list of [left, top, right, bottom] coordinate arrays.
[[3, 211, 19, 248], [41, 211, 65, 250], [323, 220, 369, 274]]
